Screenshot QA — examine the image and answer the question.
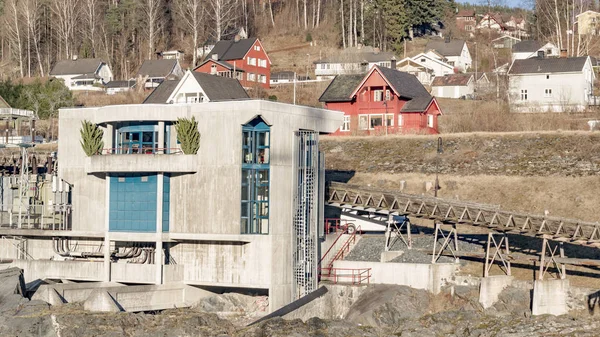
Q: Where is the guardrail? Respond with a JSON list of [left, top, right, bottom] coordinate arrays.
[[320, 267, 371, 285], [97, 148, 184, 155]]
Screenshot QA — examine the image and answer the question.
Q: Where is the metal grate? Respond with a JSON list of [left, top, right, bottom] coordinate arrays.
[[292, 131, 319, 299]]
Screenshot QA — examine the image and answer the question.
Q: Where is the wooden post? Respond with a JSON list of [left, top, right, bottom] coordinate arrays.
[[539, 237, 547, 280], [484, 233, 492, 277]]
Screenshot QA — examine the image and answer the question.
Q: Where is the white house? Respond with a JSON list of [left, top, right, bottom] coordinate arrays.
[[478, 13, 505, 32], [425, 39, 472, 72], [396, 58, 436, 85], [105, 80, 136, 95], [512, 41, 560, 61], [137, 59, 184, 89], [409, 52, 455, 77], [314, 47, 397, 80], [49, 58, 113, 91], [431, 74, 475, 99], [160, 50, 184, 60], [270, 71, 297, 85], [492, 35, 521, 49], [143, 70, 249, 104], [507, 56, 595, 112]]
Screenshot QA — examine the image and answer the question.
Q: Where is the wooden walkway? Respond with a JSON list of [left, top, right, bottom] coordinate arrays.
[[327, 182, 600, 248]]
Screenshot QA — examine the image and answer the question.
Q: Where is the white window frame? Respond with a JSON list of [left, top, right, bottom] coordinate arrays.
[[341, 116, 350, 132], [369, 114, 383, 130], [521, 89, 528, 101], [398, 114, 403, 126], [427, 114, 434, 128], [255, 45, 261, 51], [358, 115, 369, 130], [385, 89, 391, 101], [373, 90, 383, 102], [544, 88, 552, 98], [385, 114, 394, 127]]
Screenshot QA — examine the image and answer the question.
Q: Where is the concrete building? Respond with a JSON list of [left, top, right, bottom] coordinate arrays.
[[0, 100, 343, 312], [508, 56, 595, 112]]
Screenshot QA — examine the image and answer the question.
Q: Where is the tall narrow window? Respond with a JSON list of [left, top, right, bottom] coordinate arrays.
[[521, 89, 528, 101], [241, 117, 270, 234], [341, 116, 350, 132]]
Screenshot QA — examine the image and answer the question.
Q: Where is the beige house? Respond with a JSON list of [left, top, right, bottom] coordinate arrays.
[[577, 10, 600, 35]]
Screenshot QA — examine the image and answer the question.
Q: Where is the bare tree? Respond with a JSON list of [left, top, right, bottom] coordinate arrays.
[[22, 0, 44, 76], [4, 0, 24, 77], [142, 0, 163, 60], [82, 0, 101, 57], [175, 0, 204, 66], [51, 0, 80, 59], [207, 0, 237, 41]]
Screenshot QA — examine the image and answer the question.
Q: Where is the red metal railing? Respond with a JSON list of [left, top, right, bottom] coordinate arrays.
[[96, 148, 184, 155], [324, 218, 357, 234], [319, 225, 361, 278], [320, 267, 372, 285]]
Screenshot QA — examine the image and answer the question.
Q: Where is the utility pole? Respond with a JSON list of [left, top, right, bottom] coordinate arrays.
[[434, 137, 443, 198]]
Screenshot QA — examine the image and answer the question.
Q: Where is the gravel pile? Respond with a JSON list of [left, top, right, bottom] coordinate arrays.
[[344, 232, 485, 264]]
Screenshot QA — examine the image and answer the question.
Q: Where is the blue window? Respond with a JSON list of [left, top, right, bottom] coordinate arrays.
[[241, 117, 270, 234], [115, 123, 170, 154]]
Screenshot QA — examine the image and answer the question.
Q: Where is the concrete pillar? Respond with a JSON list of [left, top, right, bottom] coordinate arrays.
[[155, 173, 164, 285], [106, 123, 114, 151], [532, 278, 569, 316], [478, 275, 513, 309], [103, 176, 111, 282], [157, 121, 165, 154]]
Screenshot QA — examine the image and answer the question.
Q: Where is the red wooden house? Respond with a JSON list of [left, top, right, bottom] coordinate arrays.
[[319, 65, 442, 135], [194, 37, 271, 89]]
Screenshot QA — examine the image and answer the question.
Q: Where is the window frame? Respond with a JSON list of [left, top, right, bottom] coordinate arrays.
[[544, 88, 552, 98], [341, 116, 350, 132], [521, 89, 528, 101], [358, 115, 369, 130], [427, 114, 434, 128]]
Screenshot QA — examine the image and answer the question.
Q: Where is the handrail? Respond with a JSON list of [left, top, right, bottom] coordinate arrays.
[[318, 225, 348, 267], [321, 267, 372, 285], [96, 147, 184, 155], [329, 225, 361, 267]]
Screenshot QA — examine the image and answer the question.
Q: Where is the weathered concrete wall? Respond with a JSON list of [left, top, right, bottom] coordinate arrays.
[[32, 282, 124, 304], [9, 260, 103, 283], [479, 275, 514, 309], [333, 260, 457, 294], [532, 278, 569, 316], [111, 263, 156, 284]]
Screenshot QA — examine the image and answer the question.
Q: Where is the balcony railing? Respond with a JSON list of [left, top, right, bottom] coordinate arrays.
[[97, 148, 184, 155]]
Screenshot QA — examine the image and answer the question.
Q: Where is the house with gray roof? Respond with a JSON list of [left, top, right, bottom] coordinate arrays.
[[507, 56, 595, 112], [143, 70, 249, 104], [137, 59, 184, 89], [512, 40, 559, 61], [313, 48, 397, 80], [425, 39, 472, 72], [49, 58, 113, 91], [319, 65, 442, 135]]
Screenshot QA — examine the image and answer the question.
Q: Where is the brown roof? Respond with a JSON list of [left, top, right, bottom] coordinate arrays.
[[456, 10, 475, 17], [431, 74, 474, 87]]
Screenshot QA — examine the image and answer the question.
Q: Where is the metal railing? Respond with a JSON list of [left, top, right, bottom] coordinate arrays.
[[319, 225, 361, 278], [0, 204, 72, 230], [97, 147, 184, 155], [324, 218, 357, 234], [320, 267, 371, 285]]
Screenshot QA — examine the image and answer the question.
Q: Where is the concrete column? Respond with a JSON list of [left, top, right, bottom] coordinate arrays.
[[155, 173, 164, 285], [106, 123, 114, 151], [532, 278, 569, 316], [157, 121, 165, 154], [103, 175, 111, 282], [478, 275, 513, 309]]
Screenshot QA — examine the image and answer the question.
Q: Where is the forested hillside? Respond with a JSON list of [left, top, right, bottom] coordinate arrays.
[[0, 0, 455, 80]]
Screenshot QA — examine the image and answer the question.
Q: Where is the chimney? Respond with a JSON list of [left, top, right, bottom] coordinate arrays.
[[537, 50, 545, 59], [234, 34, 241, 42], [560, 49, 568, 58], [391, 56, 397, 69], [212, 53, 218, 61], [445, 35, 451, 43], [72, 55, 78, 61], [374, 48, 380, 55], [357, 43, 362, 50]]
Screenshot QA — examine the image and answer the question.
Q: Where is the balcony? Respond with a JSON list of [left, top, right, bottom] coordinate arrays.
[[85, 152, 198, 174]]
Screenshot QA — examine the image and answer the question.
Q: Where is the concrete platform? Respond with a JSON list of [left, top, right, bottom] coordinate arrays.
[[532, 278, 569, 316], [83, 283, 215, 312], [32, 282, 125, 305], [333, 260, 457, 294], [479, 275, 514, 309]]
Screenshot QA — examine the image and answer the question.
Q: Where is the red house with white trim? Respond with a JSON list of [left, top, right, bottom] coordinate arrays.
[[319, 65, 442, 135], [194, 37, 271, 89]]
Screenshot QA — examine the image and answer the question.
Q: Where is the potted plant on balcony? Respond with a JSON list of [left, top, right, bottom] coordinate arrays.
[[175, 117, 200, 154], [80, 120, 104, 156]]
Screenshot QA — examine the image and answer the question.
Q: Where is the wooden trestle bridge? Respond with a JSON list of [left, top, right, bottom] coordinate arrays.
[[326, 182, 600, 279]]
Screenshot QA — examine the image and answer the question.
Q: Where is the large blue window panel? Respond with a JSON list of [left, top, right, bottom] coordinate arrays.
[[109, 173, 158, 232], [162, 174, 170, 232]]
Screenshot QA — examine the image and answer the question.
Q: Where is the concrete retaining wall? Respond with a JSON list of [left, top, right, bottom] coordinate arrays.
[[333, 260, 457, 294], [479, 275, 514, 309], [9, 260, 103, 283], [532, 278, 569, 316], [111, 263, 155, 284], [32, 282, 124, 305]]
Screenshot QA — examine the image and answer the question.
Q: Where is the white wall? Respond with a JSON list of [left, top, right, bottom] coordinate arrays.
[[509, 67, 593, 112]]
